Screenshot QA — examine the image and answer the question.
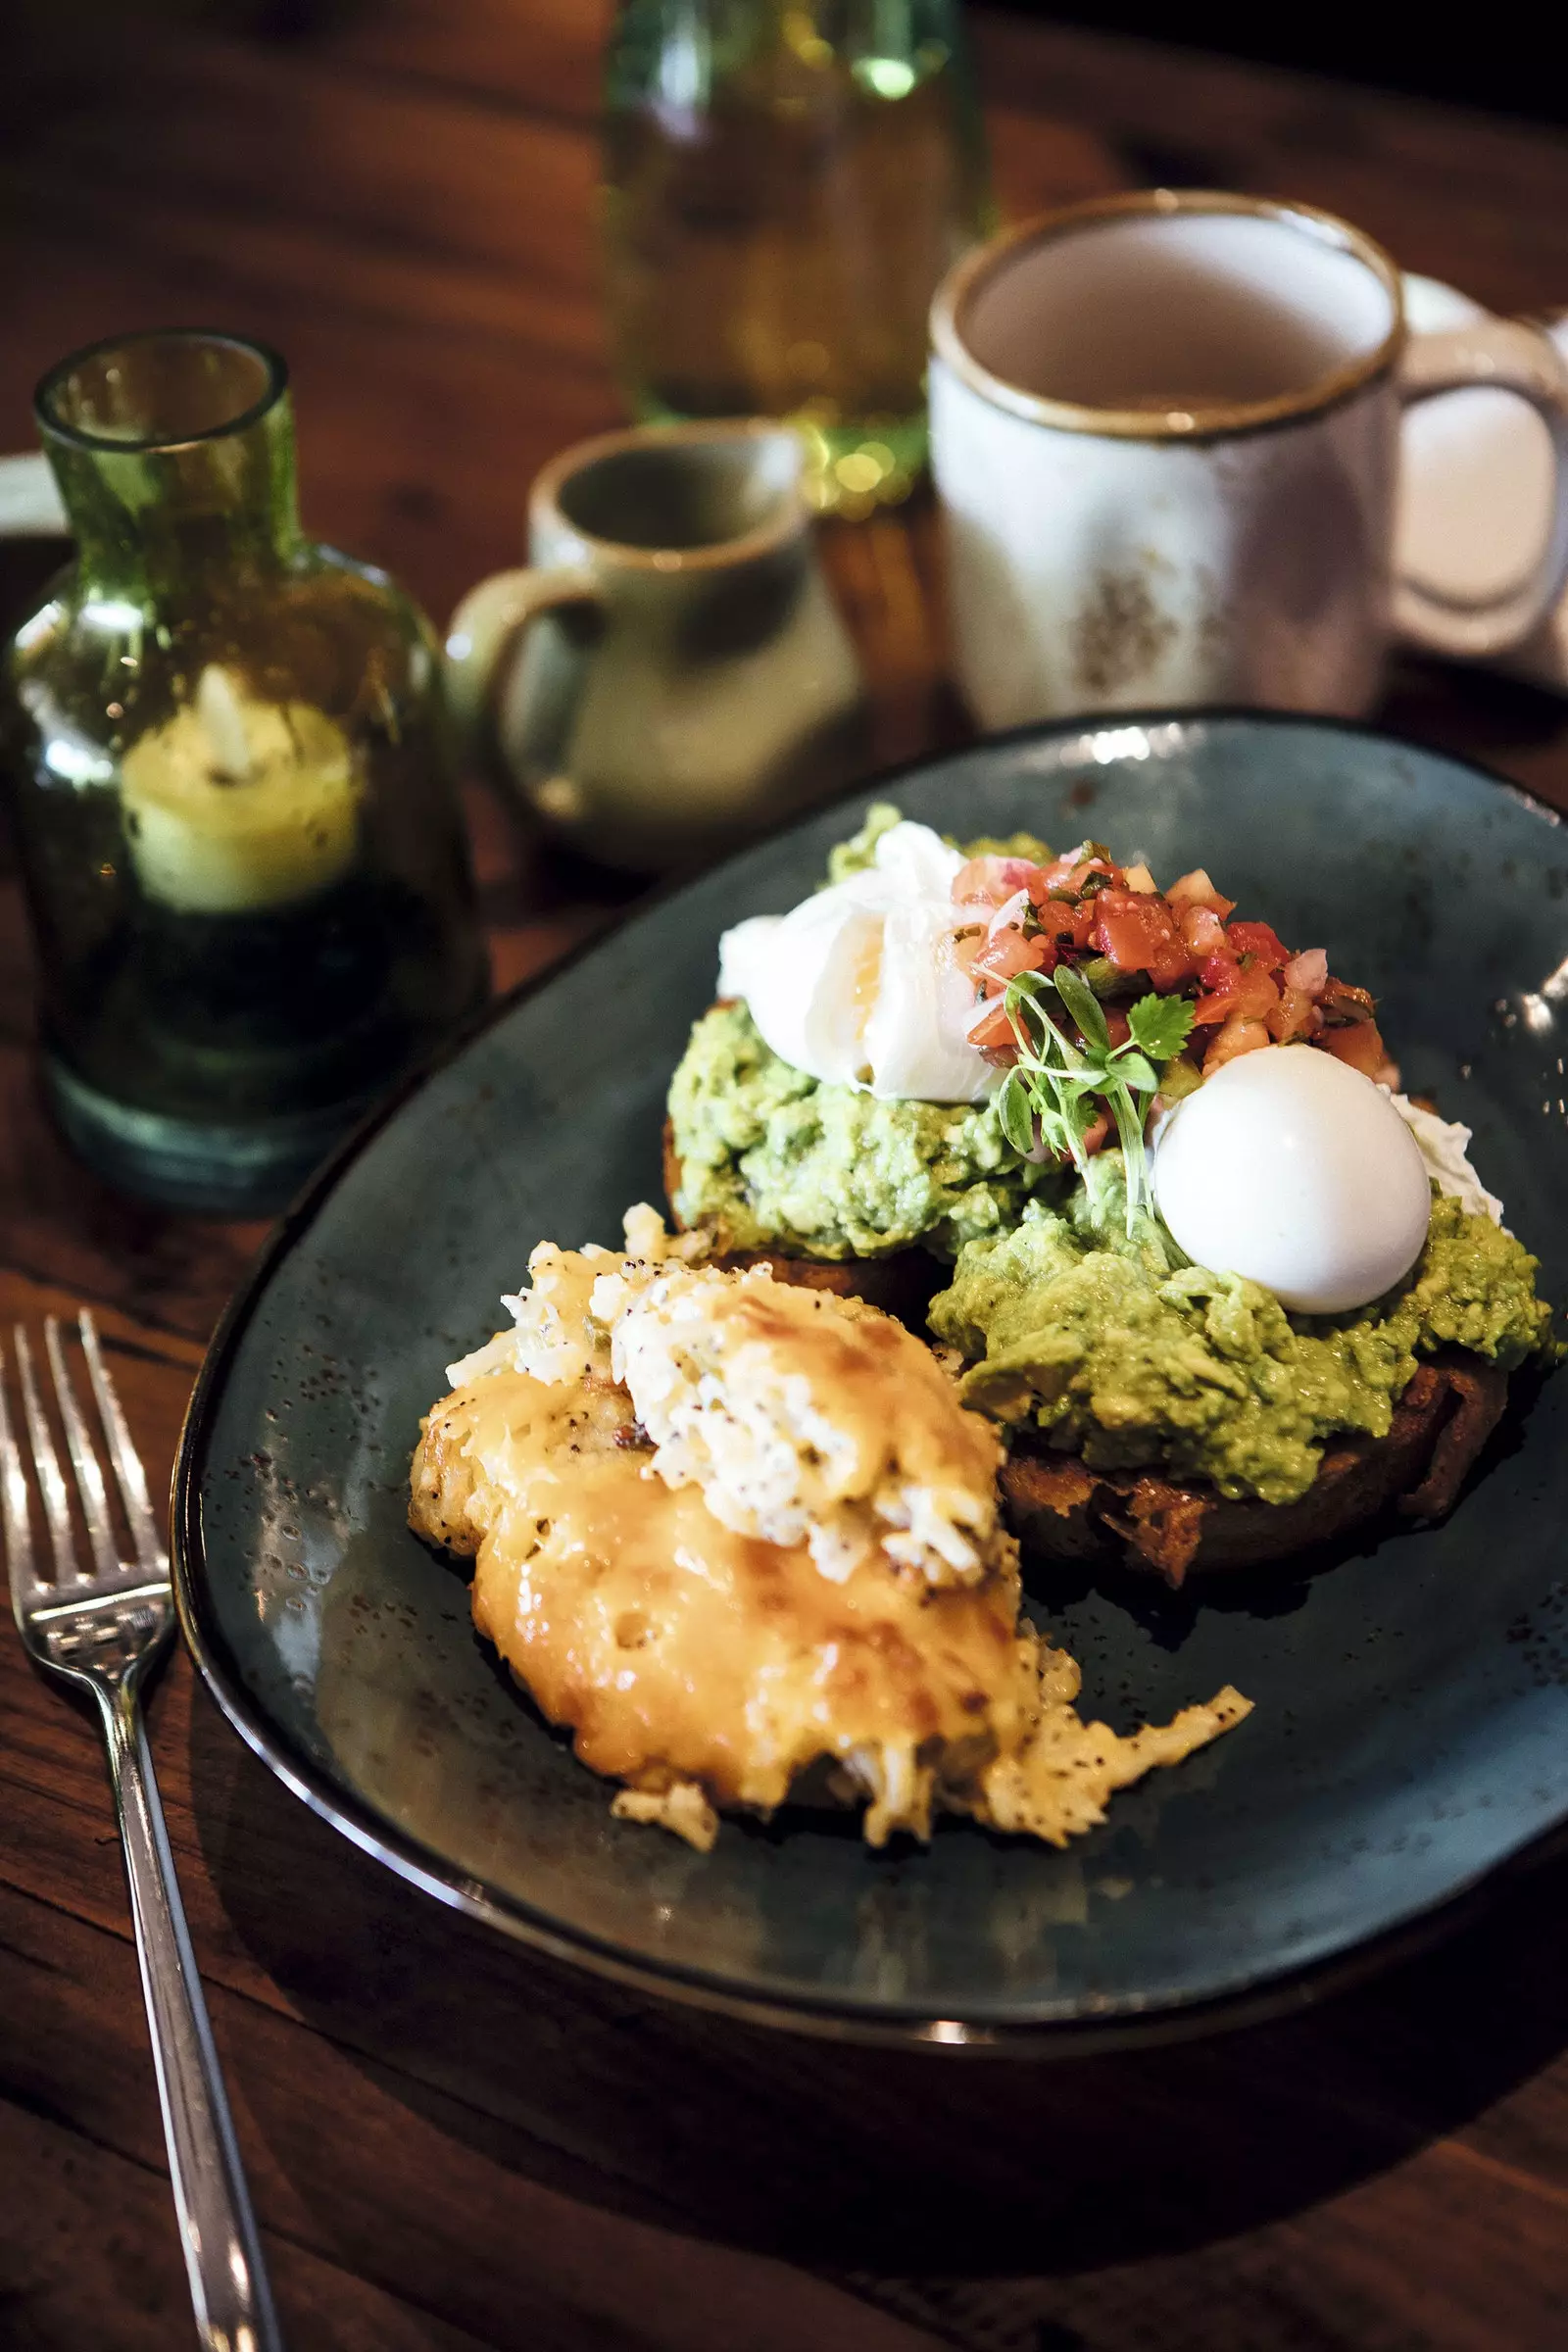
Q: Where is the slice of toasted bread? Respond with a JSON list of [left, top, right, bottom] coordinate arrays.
[[663, 1110, 1512, 1588], [1000, 1351, 1508, 1587]]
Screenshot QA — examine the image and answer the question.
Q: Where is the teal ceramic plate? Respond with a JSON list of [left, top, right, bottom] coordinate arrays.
[[174, 713, 1568, 2046]]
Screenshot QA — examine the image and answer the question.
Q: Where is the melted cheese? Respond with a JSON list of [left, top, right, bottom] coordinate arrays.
[[597, 1263, 1004, 1586], [411, 1363, 1250, 1852]]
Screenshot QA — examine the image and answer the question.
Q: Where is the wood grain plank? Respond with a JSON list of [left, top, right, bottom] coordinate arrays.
[[0, 1044, 269, 1345], [0, 2093, 517, 2351], [2, 43, 607, 355], [0, 1881, 947, 2352], [303, 0, 613, 123]]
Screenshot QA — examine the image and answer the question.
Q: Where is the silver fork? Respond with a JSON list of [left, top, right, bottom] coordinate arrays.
[[2, 1311, 283, 2352]]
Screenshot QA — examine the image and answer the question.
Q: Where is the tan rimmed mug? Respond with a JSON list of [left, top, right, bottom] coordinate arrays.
[[444, 419, 867, 870], [929, 190, 1568, 727]]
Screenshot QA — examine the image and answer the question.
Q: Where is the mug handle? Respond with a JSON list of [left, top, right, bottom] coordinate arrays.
[[1394, 318, 1568, 660], [443, 564, 601, 769], [0, 452, 68, 537]]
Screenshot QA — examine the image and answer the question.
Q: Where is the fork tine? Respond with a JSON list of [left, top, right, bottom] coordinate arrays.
[[12, 1326, 79, 1583], [79, 1312, 167, 1575], [1, 1336, 43, 1620], [45, 1316, 120, 1581]]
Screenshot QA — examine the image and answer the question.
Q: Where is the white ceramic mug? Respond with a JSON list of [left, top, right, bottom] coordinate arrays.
[[929, 190, 1568, 727], [0, 451, 68, 537]]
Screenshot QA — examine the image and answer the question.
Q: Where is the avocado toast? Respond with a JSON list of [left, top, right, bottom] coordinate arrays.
[[664, 807, 1556, 1585]]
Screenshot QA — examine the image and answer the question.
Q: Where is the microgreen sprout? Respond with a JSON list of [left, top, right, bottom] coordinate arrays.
[[995, 968, 1195, 1230]]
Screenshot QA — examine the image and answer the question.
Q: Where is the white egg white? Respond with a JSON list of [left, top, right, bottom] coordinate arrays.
[[1152, 1045, 1434, 1315], [714, 820, 997, 1102], [718, 896, 883, 1086], [1391, 1094, 1505, 1227]]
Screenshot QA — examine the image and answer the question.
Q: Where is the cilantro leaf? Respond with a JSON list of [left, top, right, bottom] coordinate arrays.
[[1112, 1051, 1159, 1094], [1125, 992, 1196, 1063]]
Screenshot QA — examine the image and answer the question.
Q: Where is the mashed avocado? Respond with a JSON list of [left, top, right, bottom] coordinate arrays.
[[826, 801, 1053, 888], [929, 1155, 1555, 1504], [668, 1000, 1062, 1259]]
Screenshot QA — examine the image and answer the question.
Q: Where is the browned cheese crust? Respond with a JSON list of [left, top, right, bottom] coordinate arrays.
[[1000, 1350, 1509, 1588]]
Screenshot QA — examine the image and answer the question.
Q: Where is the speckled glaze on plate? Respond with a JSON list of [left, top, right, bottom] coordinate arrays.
[[173, 712, 1568, 2047]]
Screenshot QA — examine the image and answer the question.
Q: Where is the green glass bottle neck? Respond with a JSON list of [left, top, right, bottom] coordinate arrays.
[[41, 394, 307, 597]]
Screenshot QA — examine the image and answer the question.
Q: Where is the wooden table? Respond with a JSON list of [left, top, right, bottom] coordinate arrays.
[[4, 8, 1568, 2346]]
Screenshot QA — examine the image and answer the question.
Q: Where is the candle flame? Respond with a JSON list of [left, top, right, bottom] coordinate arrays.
[[195, 664, 255, 781]]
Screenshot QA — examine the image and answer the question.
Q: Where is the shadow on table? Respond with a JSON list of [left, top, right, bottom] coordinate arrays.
[[187, 1680, 1568, 2280]]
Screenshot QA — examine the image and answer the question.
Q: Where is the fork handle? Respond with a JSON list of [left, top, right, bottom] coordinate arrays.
[[96, 1679, 285, 2352]]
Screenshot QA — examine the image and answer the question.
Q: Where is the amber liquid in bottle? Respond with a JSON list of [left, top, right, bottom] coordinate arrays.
[[604, 5, 993, 515]]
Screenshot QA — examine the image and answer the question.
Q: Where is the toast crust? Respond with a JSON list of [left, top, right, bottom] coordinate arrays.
[[1000, 1351, 1508, 1587]]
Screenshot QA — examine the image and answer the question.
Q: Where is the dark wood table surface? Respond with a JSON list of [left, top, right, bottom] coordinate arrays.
[[5, 7, 1568, 2346]]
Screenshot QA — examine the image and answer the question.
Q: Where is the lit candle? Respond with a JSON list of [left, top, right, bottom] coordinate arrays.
[[120, 664, 362, 913]]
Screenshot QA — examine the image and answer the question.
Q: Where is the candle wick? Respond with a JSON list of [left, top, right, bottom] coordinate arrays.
[[196, 663, 255, 782]]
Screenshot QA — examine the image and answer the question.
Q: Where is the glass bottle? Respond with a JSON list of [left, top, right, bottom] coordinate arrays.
[[603, 0, 994, 518], [2, 329, 487, 1215]]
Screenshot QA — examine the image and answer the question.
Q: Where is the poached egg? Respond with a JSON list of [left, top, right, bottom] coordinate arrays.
[[1152, 1045, 1433, 1314], [716, 820, 996, 1102]]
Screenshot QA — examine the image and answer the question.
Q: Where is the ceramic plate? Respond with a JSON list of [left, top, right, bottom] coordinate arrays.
[[174, 712, 1568, 2046]]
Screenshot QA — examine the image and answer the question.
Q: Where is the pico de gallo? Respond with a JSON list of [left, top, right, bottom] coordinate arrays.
[[949, 841, 1392, 1128]]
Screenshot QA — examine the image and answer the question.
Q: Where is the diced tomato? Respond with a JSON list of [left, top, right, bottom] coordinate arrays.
[[1319, 1018, 1387, 1078], [1082, 1110, 1111, 1155], [1224, 919, 1291, 972], [1038, 853, 1119, 900], [1089, 889, 1194, 989], [952, 856, 1046, 908], [1035, 898, 1081, 944], [1202, 1014, 1272, 1074], [1194, 960, 1279, 1027], [1103, 1006, 1132, 1049], [1166, 868, 1236, 918], [972, 925, 1047, 987], [967, 997, 1019, 1054]]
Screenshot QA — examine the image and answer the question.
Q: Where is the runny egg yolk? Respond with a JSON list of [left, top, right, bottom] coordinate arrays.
[[849, 926, 883, 1084]]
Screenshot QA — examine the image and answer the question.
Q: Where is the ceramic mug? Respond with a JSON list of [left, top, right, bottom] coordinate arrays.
[[929, 190, 1568, 728], [0, 450, 67, 538], [445, 419, 868, 869]]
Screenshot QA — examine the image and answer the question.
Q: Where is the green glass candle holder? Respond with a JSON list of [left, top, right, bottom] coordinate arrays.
[[2, 329, 487, 1215]]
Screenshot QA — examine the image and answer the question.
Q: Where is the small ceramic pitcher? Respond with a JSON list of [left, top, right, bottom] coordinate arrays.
[[445, 420, 867, 869]]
